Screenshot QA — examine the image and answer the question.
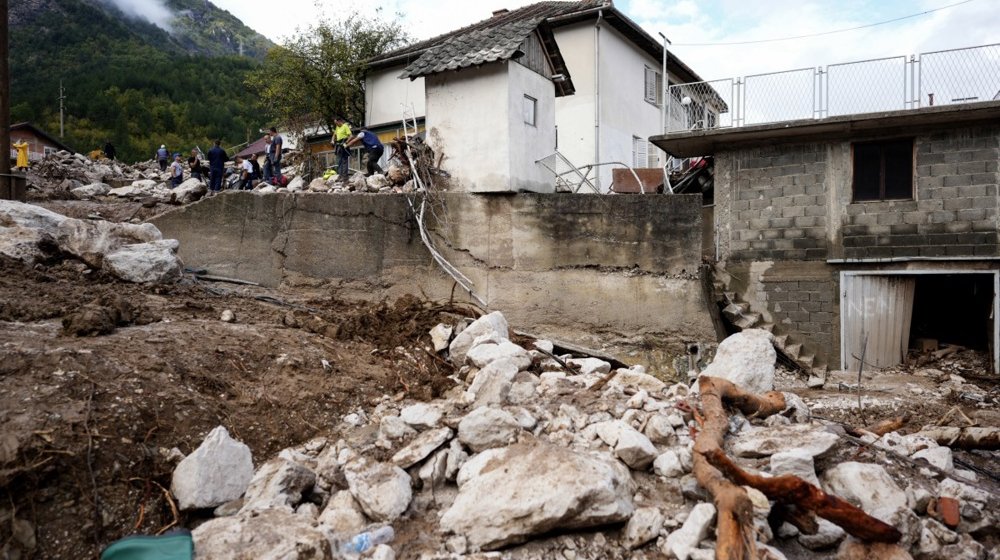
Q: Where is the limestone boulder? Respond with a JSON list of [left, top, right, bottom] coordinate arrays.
[[449, 312, 509, 365], [55, 219, 162, 267], [102, 239, 183, 284], [193, 509, 331, 560], [732, 424, 840, 459], [458, 407, 521, 452], [0, 200, 69, 230], [170, 426, 254, 511], [624, 507, 664, 549], [399, 403, 443, 429], [173, 178, 207, 204], [71, 182, 111, 199], [696, 329, 776, 394], [391, 427, 453, 468], [466, 358, 519, 408], [286, 176, 306, 192], [0, 226, 56, 264], [343, 458, 412, 522], [240, 458, 316, 512], [440, 441, 635, 550], [317, 490, 368, 536], [821, 462, 907, 513], [769, 448, 820, 486], [662, 502, 716, 560], [467, 341, 531, 370]]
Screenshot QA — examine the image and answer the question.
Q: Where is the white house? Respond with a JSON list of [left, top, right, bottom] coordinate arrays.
[[365, 0, 708, 192]]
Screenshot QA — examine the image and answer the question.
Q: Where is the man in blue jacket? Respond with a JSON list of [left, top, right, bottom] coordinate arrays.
[[207, 140, 228, 193], [344, 128, 384, 176]]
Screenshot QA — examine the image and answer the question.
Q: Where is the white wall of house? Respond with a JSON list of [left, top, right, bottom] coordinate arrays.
[[365, 65, 426, 128], [425, 61, 555, 193], [552, 22, 597, 188]]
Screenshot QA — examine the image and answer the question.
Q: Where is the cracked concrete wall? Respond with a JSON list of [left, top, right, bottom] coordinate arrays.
[[152, 192, 715, 371]]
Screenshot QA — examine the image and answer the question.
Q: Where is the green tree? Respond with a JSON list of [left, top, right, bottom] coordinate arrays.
[[246, 13, 410, 133]]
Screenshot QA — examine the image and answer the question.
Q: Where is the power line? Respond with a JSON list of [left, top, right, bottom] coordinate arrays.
[[671, 0, 977, 46]]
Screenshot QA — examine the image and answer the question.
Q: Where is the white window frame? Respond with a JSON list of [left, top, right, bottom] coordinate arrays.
[[632, 136, 648, 169], [644, 66, 662, 106], [523, 95, 537, 127]]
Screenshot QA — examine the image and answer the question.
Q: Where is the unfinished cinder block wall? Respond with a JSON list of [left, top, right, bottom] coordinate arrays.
[[712, 117, 1000, 370]]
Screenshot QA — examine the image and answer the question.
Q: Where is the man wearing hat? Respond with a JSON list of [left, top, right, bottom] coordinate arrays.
[[156, 144, 169, 171]]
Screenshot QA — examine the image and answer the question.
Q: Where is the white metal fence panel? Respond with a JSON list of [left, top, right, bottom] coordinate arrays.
[[742, 67, 816, 126], [826, 56, 907, 117], [919, 43, 1000, 107]]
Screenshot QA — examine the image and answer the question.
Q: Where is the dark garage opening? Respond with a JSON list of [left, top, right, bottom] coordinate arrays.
[[909, 274, 994, 353]]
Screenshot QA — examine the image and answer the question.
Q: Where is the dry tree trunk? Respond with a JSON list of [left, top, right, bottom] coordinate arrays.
[[693, 376, 786, 560]]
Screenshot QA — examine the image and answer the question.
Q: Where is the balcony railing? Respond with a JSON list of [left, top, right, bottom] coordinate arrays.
[[665, 42, 1000, 133]]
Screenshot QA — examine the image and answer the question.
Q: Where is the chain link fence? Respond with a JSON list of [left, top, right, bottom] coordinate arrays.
[[665, 42, 1000, 133]]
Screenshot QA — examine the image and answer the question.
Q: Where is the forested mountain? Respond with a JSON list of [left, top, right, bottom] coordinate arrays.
[[9, 0, 275, 162]]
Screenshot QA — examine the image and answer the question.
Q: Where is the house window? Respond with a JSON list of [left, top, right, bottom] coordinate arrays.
[[523, 95, 537, 126], [853, 138, 914, 201], [43, 146, 56, 156], [632, 136, 648, 168], [644, 66, 662, 106]]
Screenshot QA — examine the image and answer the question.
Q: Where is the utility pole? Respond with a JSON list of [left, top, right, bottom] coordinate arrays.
[[59, 80, 65, 138], [0, 0, 11, 199]]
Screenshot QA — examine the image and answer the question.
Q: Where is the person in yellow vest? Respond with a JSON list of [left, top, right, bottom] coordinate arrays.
[[12, 140, 29, 171], [332, 117, 352, 184]]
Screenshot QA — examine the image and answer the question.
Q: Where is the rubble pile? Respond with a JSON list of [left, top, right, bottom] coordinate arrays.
[[0, 200, 182, 283], [28, 151, 164, 195], [284, 163, 419, 195], [170, 321, 999, 559]]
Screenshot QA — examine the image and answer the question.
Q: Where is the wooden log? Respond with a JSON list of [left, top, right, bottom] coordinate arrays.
[[915, 427, 1000, 450], [693, 376, 786, 560], [702, 447, 902, 544]]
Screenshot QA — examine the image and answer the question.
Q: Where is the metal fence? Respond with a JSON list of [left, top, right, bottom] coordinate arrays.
[[665, 43, 1000, 133]]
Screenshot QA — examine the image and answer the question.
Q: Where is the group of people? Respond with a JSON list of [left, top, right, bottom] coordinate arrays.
[[155, 127, 286, 193]]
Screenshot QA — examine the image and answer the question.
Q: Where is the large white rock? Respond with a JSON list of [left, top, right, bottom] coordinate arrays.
[[449, 312, 509, 365], [239, 458, 316, 512], [653, 450, 685, 478], [173, 178, 207, 204], [732, 424, 840, 458], [821, 462, 907, 513], [567, 358, 611, 376], [644, 414, 677, 445], [0, 226, 55, 264], [102, 239, 183, 283], [429, 323, 453, 352], [344, 458, 412, 522], [440, 441, 635, 550], [458, 407, 521, 452], [193, 509, 331, 559], [662, 503, 717, 560], [170, 426, 254, 511], [624, 507, 665, 549], [467, 341, 531, 370], [317, 490, 368, 535], [769, 448, 820, 486], [614, 428, 658, 470], [399, 403, 443, 429], [466, 358, 520, 408], [610, 368, 667, 393], [71, 182, 111, 199], [379, 415, 416, 441], [697, 329, 776, 394], [55, 218, 162, 266], [0, 200, 69, 230], [286, 176, 306, 192], [911, 447, 953, 473], [391, 427, 453, 468]]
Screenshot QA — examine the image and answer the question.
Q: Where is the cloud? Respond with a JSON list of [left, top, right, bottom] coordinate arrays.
[[98, 0, 174, 31]]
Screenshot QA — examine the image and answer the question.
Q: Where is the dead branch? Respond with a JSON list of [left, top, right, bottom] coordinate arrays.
[[846, 415, 909, 438], [702, 448, 901, 543], [693, 376, 786, 560]]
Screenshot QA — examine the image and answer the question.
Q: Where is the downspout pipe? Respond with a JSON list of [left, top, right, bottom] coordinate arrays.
[[594, 9, 603, 192]]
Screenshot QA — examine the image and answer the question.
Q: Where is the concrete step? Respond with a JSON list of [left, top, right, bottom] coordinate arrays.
[[773, 334, 789, 348], [732, 312, 761, 330], [784, 343, 803, 360], [797, 353, 816, 369], [756, 322, 775, 333]]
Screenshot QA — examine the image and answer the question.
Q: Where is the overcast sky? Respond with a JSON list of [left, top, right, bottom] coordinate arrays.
[[211, 0, 999, 80]]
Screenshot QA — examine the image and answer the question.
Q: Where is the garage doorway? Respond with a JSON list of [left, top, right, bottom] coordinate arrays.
[[840, 271, 998, 373]]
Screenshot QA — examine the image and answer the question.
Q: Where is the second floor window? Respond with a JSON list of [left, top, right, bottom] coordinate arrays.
[[852, 138, 914, 202], [644, 67, 662, 106]]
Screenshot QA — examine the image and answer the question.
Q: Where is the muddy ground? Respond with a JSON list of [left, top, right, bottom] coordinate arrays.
[[0, 255, 476, 559]]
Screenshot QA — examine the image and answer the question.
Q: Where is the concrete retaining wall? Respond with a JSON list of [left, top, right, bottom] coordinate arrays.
[[152, 192, 717, 373]]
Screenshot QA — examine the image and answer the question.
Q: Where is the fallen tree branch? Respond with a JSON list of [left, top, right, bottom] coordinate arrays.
[[702, 448, 901, 543], [846, 415, 909, 438], [693, 376, 786, 560], [915, 426, 1000, 450]]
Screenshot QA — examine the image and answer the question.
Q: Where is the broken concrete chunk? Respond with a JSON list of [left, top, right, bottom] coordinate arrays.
[[240, 458, 316, 513], [662, 502, 716, 560], [624, 507, 664, 549], [193, 509, 332, 559], [170, 426, 254, 511], [821, 462, 907, 513], [344, 458, 412, 522], [440, 441, 634, 551], [391, 427, 453, 468], [449, 312, 509, 365], [732, 424, 839, 458], [458, 407, 521, 452], [696, 329, 776, 394]]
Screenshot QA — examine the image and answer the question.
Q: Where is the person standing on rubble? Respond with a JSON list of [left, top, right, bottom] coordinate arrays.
[[344, 127, 384, 177], [236, 155, 254, 190], [156, 144, 169, 171], [207, 140, 227, 194], [262, 134, 274, 184], [269, 127, 284, 180], [12, 140, 29, 171], [332, 117, 352, 183], [169, 153, 184, 187]]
